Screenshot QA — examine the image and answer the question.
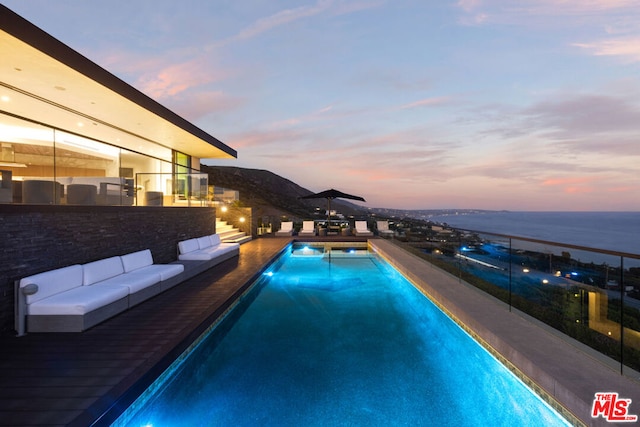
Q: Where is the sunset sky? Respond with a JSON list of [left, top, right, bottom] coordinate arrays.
[[4, 1, 640, 211]]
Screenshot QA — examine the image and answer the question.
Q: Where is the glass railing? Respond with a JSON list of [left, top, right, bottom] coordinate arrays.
[[134, 172, 209, 207], [399, 228, 640, 376], [1, 171, 212, 207]]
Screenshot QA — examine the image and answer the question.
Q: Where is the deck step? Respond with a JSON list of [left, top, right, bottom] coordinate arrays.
[[215, 220, 252, 244]]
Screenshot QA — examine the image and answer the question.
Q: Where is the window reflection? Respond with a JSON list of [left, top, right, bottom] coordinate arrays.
[[0, 112, 194, 206]]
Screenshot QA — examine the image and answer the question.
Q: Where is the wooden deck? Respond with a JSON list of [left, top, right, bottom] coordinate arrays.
[[0, 237, 295, 426]]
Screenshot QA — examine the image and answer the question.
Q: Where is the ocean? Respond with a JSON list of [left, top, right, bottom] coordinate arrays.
[[427, 211, 640, 257]]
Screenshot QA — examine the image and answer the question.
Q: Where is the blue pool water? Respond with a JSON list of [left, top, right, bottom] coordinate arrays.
[[115, 248, 570, 426]]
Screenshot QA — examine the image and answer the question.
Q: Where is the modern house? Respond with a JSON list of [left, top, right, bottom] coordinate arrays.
[[0, 5, 238, 334], [0, 5, 236, 207]]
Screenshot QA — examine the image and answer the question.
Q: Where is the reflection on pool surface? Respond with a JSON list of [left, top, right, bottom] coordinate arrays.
[[114, 246, 570, 426]]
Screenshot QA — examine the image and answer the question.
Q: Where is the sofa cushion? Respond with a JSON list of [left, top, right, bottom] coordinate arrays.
[[132, 264, 184, 281], [83, 256, 124, 286], [201, 243, 238, 257], [178, 238, 199, 255], [94, 271, 161, 293], [121, 249, 154, 273], [197, 236, 212, 249], [27, 284, 129, 315], [20, 265, 83, 305], [178, 251, 215, 261], [209, 234, 221, 246]]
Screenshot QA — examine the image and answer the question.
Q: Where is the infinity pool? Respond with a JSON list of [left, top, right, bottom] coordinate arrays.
[[114, 245, 570, 426]]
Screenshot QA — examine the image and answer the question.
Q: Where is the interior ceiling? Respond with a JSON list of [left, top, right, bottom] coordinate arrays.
[[0, 20, 236, 161]]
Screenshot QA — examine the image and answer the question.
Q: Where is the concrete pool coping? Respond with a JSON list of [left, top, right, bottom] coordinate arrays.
[[369, 239, 640, 427]]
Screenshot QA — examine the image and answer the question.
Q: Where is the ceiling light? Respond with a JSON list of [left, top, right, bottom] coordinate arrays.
[[1, 95, 9, 102]]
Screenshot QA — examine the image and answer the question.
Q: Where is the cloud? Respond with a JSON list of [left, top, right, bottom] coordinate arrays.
[[523, 93, 640, 133], [398, 97, 451, 110], [136, 56, 230, 100], [573, 38, 640, 63], [455, 0, 640, 28], [476, 91, 640, 160], [232, 2, 332, 42], [227, 0, 383, 43]]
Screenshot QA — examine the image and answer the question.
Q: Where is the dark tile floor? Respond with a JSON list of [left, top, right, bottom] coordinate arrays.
[[0, 237, 292, 426]]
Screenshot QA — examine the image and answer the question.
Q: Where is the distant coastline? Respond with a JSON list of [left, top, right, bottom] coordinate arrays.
[[421, 211, 639, 257]]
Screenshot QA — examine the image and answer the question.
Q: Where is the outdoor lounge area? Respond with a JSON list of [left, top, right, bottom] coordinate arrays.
[[15, 236, 240, 336]]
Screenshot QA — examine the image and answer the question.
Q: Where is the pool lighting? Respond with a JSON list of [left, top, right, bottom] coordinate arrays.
[[542, 279, 549, 284], [523, 268, 530, 273], [571, 272, 578, 276], [264, 271, 274, 277]]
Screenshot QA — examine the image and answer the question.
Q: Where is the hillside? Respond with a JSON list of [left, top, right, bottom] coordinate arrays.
[[202, 165, 370, 221]]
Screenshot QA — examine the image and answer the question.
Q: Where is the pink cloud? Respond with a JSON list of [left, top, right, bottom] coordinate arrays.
[[542, 177, 594, 187], [573, 38, 640, 63], [137, 57, 230, 100], [564, 186, 594, 194]]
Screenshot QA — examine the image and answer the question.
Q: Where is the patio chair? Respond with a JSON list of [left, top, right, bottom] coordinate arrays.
[[353, 220, 373, 237], [376, 220, 394, 238], [275, 221, 293, 236], [298, 220, 317, 237]]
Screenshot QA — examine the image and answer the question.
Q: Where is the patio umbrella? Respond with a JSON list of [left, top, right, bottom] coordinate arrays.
[[300, 189, 366, 228]]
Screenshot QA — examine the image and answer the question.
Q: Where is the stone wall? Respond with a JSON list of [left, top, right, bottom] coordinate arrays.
[[0, 205, 217, 335]]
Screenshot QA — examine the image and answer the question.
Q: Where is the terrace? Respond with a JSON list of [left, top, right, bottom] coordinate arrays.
[[1, 234, 639, 426]]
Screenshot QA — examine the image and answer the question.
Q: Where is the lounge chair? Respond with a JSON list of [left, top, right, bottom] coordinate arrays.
[[353, 220, 373, 237], [298, 220, 317, 237], [376, 220, 394, 238], [275, 221, 293, 236]]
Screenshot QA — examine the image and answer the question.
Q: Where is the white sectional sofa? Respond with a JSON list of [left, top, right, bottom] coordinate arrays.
[[16, 249, 184, 335], [177, 234, 240, 277], [178, 234, 240, 261]]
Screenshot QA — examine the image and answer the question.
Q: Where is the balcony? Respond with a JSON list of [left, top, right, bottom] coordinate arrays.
[[393, 227, 640, 376]]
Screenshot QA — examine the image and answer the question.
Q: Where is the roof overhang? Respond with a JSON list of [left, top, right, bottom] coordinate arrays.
[[0, 5, 236, 160]]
